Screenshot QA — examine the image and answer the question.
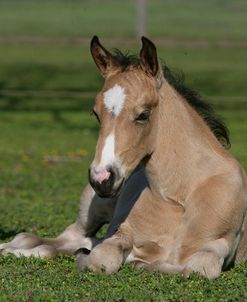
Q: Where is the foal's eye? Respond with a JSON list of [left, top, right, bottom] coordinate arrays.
[[135, 110, 151, 124], [91, 109, 100, 123]]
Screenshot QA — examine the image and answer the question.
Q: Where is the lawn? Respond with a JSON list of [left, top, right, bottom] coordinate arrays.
[[0, 0, 247, 300], [0, 0, 247, 42]]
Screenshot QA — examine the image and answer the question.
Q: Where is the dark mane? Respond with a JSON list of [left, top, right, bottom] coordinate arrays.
[[112, 49, 230, 148]]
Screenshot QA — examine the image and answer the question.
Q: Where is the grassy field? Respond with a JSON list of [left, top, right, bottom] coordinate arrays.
[[0, 0, 247, 41], [0, 45, 247, 112], [0, 0, 247, 301]]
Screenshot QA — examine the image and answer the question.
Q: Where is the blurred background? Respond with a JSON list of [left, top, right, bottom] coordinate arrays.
[[0, 0, 247, 111], [0, 0, 246, 234]]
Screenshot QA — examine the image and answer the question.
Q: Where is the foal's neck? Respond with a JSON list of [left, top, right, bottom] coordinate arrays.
[[146, 80, 228, 204]]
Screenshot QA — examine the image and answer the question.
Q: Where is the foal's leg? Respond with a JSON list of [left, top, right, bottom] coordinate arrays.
[[77, 167, 148, 272], [168, 177, 246, 279], [145, 175, 246, 279], [77, 223, 133, 273], [145, 238, 230, 278], [0, 184, 117, 258]]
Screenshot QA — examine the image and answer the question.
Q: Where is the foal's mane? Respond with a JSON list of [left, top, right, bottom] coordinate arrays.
[[112, 49, 230, 148]]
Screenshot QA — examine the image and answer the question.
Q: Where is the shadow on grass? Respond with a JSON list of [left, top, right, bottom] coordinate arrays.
[[0, 96, 100, 133], [51, 109, 98, 132], [0, 228, 24, 240], [0, 95, 94, 111]]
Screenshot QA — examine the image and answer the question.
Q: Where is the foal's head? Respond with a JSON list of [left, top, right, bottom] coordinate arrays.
[[89, 36, 162, 197]]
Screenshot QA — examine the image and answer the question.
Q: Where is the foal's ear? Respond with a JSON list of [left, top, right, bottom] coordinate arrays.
[[90, 36, 116, 77], [140, 37, 160, 78]]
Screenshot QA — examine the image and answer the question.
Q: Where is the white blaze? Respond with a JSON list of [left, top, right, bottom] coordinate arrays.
[[100, 132, 116, 167], [103, 84, 126, 116]]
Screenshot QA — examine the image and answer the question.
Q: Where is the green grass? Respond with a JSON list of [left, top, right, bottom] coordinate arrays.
[[0, 44, 247, 113], [0, 112, 97, 235], [0, 256, 246, 301], [0, 0, 247, 42], [0, 107, 246, 301]]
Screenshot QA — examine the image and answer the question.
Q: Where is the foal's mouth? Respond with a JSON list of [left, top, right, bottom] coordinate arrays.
[[91, 177, 125, 199]]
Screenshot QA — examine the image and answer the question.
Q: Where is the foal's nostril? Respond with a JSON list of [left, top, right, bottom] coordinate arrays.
[[100, 167, 115, 189], [88, 166, 117, 197], [96, 167, 111, 184]]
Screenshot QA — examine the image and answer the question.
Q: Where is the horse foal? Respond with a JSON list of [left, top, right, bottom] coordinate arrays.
[[1, 37, 246, 280], [82, 36, 247, 279]]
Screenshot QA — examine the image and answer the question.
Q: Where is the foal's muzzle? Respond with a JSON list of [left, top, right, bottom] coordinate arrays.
[[88, 166, 124, 198]]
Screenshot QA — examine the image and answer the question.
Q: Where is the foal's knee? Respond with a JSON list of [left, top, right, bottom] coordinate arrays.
[[86, 243, 124, 273]]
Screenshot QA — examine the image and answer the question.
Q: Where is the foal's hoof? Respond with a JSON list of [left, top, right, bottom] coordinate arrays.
[[0, 247, 13, 256], [86, 243, 123, 273], [130, 261, 147, 269], [181, 268, 192, 279], [74, 247, 91, 256], [76, 251, 90, 272]]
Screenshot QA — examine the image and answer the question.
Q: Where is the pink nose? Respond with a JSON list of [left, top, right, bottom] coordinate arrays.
[[95, 167, 111, 184]]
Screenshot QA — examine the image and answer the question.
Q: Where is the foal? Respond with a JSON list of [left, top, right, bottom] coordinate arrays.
[[1, 37, 246, 279], [79, 36, 247, 278]]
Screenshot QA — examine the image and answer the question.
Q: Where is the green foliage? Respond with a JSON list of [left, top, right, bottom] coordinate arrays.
[[0, 255, 246, 301]]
